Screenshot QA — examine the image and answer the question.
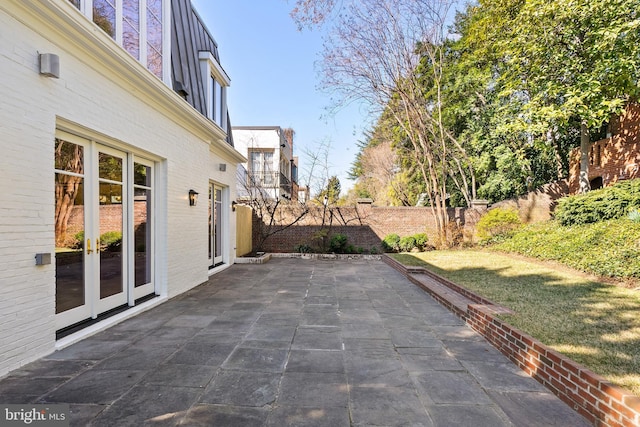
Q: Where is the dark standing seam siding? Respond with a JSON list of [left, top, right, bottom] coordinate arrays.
[[171, 0, 234, 146]]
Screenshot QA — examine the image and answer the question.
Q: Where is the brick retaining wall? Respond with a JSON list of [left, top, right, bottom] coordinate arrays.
[[384, 255, 640, 427]]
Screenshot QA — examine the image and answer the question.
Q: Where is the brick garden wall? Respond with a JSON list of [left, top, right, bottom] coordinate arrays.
[[384, 255, 640, 427], [252, 202, 484, 253], [467, 304, 640, 427]]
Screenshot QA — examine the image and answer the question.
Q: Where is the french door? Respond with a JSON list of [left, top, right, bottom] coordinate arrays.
[[54, 131, 154, 330], [208, 183, 223, 268]]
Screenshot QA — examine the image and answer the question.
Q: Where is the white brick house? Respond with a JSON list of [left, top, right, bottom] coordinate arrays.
[[0, 0, 245, 376]]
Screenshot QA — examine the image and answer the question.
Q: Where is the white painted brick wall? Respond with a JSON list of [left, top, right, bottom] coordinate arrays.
[[0, 3, 240, 376]]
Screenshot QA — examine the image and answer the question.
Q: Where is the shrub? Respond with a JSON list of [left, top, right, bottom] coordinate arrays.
[[495, 219, 640, 279], [382, 233, 401, 252], [476, 207, 522, 242], [294, 244, 312, 253], [628, 209, 640, 223], [413, 233, 429, 250], [72, 231, 85, 249], [99, 231, 122, 252], [555, 179, 640, 226], [329, 233, 349, 253], [398, 236, 417, 252]]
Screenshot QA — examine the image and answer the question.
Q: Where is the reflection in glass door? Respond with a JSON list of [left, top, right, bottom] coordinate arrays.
[[55, 138, 89, 325], [95, 147, 128, 314], [133, 160, 153, 299]]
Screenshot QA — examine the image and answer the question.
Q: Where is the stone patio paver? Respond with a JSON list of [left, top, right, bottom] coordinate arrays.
[[0, 258, 590, 426]]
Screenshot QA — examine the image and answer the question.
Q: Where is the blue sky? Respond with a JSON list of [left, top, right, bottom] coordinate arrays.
[[191, 0, 372, 194]]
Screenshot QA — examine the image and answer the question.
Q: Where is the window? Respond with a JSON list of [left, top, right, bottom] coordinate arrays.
[[249, 150, 275, 187], [210, 75, 223, 126], [69, 0, 167, 80], [200, 52, 230, 130]]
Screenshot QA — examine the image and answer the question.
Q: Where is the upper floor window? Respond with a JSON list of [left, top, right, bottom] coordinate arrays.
[[69, 0, 168, 80], [200, 52, 230, 131], [249, 150, 275, 188]]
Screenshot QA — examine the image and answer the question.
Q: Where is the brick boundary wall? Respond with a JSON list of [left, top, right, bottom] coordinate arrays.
[[253, 203, 484, 253], [383, 255, 640, 427]]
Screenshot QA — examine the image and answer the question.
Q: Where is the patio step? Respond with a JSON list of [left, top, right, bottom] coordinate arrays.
[[382, 254, 513, 319]]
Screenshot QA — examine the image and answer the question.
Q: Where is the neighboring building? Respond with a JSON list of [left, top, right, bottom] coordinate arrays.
[[233, 126, 299, 201], [569, 103, 640, 193], [0, 0, 245, 376]]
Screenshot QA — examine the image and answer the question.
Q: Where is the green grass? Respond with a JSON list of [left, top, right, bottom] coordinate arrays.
[[391, 250, 640, 395]]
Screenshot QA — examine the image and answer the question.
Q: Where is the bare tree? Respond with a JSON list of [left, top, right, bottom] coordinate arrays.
[[237, 137, 335, 252], [292, 0, 476, 246]]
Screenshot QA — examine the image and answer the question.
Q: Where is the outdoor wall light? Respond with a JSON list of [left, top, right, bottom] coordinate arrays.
[[39, 53, 60, 78], [188, 189, 199, 206], [231, 200, 237, 212]]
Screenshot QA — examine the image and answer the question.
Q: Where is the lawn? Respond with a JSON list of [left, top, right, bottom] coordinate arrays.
[[391, 250, 640, 396]]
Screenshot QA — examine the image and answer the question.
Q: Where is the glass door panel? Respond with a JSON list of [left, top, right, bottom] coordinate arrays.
[[209, 183, 224, 268], [98, 182, 123, 299], [55, 136, 91, 329], [96, 148, 127, 311], [55, 178, 86, 312], [214, 188, 222, 264], [133, 160, 153, 299]]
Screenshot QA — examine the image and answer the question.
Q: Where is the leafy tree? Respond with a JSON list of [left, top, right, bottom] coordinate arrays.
[[295, 0, 477, 245], [316, 175, 341, 205], [499, 0, 640, 192]]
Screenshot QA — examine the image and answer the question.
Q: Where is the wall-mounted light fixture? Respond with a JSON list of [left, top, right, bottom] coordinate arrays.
[[39, 53, 60, 78], [188, 189, 199, 206], [219, 163, 227, 172], [231, 201, 237, 212]]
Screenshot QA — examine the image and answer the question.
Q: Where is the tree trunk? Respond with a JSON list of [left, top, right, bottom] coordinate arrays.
[[579, 121, 591, 193]]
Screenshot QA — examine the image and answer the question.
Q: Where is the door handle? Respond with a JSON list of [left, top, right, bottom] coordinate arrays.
[[87, 238, 93, 254]]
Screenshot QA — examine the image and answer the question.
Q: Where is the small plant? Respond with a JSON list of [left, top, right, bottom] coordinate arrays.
[[413, 233, 429, 251], [99, 231, 122, 252], [476, 207, 522, 243], [72, 231, 85, 249], [382, 233, 401, 252], [294, 244, 312, 253], [399, 236, 417, 252], [329, 233, 349, 253], [370, 246, 379, 254]]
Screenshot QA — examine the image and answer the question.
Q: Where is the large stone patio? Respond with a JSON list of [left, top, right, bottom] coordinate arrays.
[[0, 258, 589, 426]]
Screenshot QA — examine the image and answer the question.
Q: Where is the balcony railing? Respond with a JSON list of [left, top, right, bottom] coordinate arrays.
[[279, 172, 291, 190], [248, 171, 279, 189]]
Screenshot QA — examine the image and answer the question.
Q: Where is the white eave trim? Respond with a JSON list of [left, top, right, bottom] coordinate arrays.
[[3, 0, 245, 164], [199, 51, 231, 87]]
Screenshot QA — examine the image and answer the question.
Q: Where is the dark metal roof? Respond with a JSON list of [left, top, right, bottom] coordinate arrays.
[[171, 0, 233, 146]]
